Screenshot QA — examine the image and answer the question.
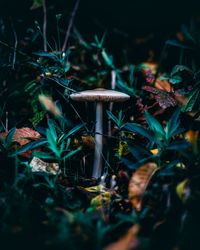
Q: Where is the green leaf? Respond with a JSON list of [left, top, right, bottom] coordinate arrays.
[[120, 155, 156, 170], [166, 40, 194, 50], [182, 25, 196, 44], [46, 129, 60, 157], [5, 127, 16, 148], [48, 119, 57, 141], [124, 123, 155, 142], [101, 49, 114, 68], [32, 151, 56, 160], [33, 51, 59, 61], [165, 108, 181, 139], [50, 77, 71, 88], [62, 147, 81, 160], [181, 86, 200, 112], [30, 0, 43, 10], [171, 65, 192, 76], [12, 139, 47, 156], [116, 79, 135, 96], [59, 124, 85, 142], [106, 110, 124, 129], [167, 140, 190, 151], [169, 75, 182, 85], [144, 111, 165, 139], [128, 143, 151, 160]]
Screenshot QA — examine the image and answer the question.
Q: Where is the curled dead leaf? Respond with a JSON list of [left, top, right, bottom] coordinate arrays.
[[30, 157, 59, 175], [128, 162, 158, 211]]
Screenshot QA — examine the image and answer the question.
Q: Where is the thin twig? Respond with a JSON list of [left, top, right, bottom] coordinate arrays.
[[5, 111, 8, 132], [0, 40, 31, 58], [11, 21, 18, 69], [62, 0, 80, 52], [42, 0, 47, 51]]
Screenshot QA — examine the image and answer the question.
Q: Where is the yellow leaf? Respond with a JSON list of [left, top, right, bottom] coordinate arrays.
[[176, 179, 189, 203], [150, 148, 159, 155]]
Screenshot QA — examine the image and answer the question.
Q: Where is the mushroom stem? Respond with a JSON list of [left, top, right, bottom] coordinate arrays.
[[92, 102, 103, 178]]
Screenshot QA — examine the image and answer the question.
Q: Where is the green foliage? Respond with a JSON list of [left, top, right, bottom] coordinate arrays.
[[182, 83, 200, 112], [123, 109, 191, 169], [106, 110, 125, 129], [30, 0, 43, 10], [1, 6, 200, 250], [0, 127, 16, 153]]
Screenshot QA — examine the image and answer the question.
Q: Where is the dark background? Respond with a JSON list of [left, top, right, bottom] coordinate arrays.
[[0, 0, 200, 63], [0, 0, 200, 33]]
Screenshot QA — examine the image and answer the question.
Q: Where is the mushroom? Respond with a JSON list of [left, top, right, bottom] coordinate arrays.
[[70, 88, 130, 179]]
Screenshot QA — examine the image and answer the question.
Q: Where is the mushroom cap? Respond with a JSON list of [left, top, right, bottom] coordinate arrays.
[[70, 88, 130, 102]]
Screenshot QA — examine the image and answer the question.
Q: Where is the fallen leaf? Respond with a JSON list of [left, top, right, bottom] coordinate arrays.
[[128, 162, 158, 210], [0, 127, 40, 146], [30, 157, 59, 175], [104, 224, 140, 250], [0, 128, 41, 157], [185, 130, 199, 154]]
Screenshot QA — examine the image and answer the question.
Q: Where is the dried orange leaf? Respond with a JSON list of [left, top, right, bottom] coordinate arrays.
[[185, 130, 199, 154], [155, 78, 172, 92], [0, 127, 40, 146], [128, 162, 158, 210], [81, 135, 95, 149]]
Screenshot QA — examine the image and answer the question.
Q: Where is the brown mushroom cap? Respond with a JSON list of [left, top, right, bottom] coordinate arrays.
[[70, 88, 130, 102]]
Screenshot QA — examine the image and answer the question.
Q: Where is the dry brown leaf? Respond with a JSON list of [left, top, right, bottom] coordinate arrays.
[[81, 135, 95, 149], [128, 162, 158, 211], [0, 128, 41, 157], [0, 127, 40, 146], [185, 130, 199, 142], [155, 78, 172, 92], [104, 224, 140, 250], [174, 94, 188, 106], [30, 157, 59, 175], [185, 130, 199, 153]]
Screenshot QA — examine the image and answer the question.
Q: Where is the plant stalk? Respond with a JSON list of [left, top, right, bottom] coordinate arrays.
[[42, 0, 47, 51], [92, 102, 103, 178], [62, 0, 80, 52]]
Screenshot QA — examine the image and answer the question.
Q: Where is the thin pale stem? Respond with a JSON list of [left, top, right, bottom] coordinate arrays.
[[62, 0, 80, 52], [11, 21, 18, 69], [42, 0, 47, 51], [108, 70, 116, 137], [92, 102, 103, 179]]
